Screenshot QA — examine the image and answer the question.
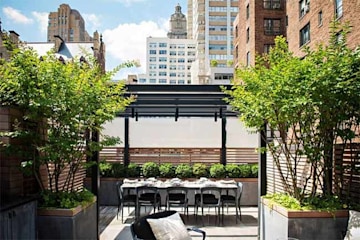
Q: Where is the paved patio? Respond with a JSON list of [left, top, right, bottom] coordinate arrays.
[[100, 206, 259, 240]]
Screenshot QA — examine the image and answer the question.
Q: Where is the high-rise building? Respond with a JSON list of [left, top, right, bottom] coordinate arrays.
[[187, 0, 238, 84], [47, 4, 92, 43], [167, 4, 188, 39], [286, 0, 360, 58], [233, 0, 286, 68], [139, 4, 196, 84]]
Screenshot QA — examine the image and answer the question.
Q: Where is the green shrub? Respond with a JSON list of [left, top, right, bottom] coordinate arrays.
[[251, 164, 259, 177], [159, 163, 175, 178], [175, 164, 193, 178], [142, 162, 160, 178], [112, 163, 126, 178], [192, 163, 208, 178], [126, 163, 140, 178], [39, 189, 94, 209], [209, 163, 226, 178], [225, 164, 241, 178], [239, 164, 252, 178], [99, 161, 112, 177]]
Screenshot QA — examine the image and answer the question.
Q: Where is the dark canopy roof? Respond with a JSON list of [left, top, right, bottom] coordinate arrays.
[[118, 84, 238, 119]]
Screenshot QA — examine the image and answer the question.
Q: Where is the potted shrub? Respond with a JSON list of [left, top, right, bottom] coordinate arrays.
[[209, 163, 226, 179], [225, 164, 241, 178], [225, 22, 358, 239], [238, 164, 252, 178], [0, 45, 137, 239], [251, 164, 258, 178], [159, 163, 175, 178], [192, 163, 208, 178], [127, 163, 141, 178], [175, 164, 193, 178], [142, 162, 160, 178]]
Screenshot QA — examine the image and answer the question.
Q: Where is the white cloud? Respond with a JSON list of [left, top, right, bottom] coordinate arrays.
[[83, 13, 101, 34], [103, 20, 167, 78], [31, 11, 48, 36], [2, 7, 33, 24]]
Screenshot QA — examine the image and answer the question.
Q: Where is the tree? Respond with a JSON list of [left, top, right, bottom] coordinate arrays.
[[224, 21, 360, 206], [0, 45, 136, 197]]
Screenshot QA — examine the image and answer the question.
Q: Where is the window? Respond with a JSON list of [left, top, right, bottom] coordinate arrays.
[[170, 72, 176, 77], [159, 72, 167, 76], [170, 65, 176, 70], [149, 64, 156, 69], [246, 4, 250, 19], [159, 50, 167, 55], [170, 58, 177, 63], [264, 19, 281, 35], [335, 0, 343, 18], [159, 57, 167, 62], [149, 43, 157, 48], [178, 80, 185, 84], [149, 79, 156, 84], [170, 51, 177, 56], [264, 44, 275, 54], [150, 57, 156, 62], [246, 28, 250, 43], [149, 71, 156, 77], [178, 58, 185, 63], [149, 50, 156, 54], [159, 79, 167, 84], [318, 11, 323, 26], [299, 0, 310, 18], [300, 23, 310, 46], [170, 80, 176, 84], [159, 64, 167, 69], [159, 43, 167, 47], [263, 0, 281, 9], [246, 52, 251, 66]]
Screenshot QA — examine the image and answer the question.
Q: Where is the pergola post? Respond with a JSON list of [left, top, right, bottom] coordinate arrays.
[[124, 116, 130, 166], [90, 129, 100, 240], [221, 115, 227, 165]]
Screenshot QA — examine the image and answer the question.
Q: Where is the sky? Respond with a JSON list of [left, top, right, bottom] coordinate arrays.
[[0, 0, 187, 79]]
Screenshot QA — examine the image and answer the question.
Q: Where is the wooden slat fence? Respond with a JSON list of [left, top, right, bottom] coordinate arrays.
[[99, 147, 258, 165]]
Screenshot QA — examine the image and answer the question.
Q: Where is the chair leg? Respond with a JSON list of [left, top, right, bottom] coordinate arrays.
[[201, 206, 205, 227], [235, 203, 239, 224], [222, 202, 224, 225]]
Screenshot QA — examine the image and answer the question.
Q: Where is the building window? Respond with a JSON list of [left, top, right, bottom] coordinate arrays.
[[159, 50, 167, 55], [335, 0, 343, 18], [318, 11, 323, 26], [263, 0, 281, 9], [159, 57, 167, 62], [246, 51, 251, 66], [264, 44, 275, 54], [159, 72, 167, 76], [149, 57, 156, 62], [159, 43, 167, 47], [159, 64, 167, 69], [149, 79, 156, 84], [246, 4, 250, 19], [170, 72, 176, 77], [149, 64, 156, 69], [149, 50, 156, 54], [159, 79, 167, 84], [300, 23, 310, 47], [170, 80, 176, 84], [178, 80, 185, 84], [246, 28, 250, 42], [299, 0, 310, 18], [264, 19, 282, 35]]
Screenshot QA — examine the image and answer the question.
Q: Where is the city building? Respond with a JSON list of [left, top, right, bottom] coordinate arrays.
[[233, 0, 286, 68], [187, 0, 238, 84], [167, 4, 188, 39], [47, 4, 92, 43], [286, 0, 360, 58]]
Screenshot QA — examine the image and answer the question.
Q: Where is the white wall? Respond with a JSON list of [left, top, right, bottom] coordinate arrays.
[[102, 117, 258, 148]]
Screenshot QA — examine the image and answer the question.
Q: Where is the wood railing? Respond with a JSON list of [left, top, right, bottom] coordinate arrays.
[[99, 147, 258, 165]]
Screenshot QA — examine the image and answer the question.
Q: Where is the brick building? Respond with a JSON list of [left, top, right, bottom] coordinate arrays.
[[233, 0, 286, 68]]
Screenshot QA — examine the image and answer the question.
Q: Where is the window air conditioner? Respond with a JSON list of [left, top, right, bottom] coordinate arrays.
[[304, 4, 310, 13]]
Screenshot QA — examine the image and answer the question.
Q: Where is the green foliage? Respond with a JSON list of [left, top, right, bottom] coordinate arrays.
[[210, 59, 218, 67], [239, 164, 252, 178], [192, 163, 208, 178], [142, 162, 160, 178], [209, 163, 226, 178], [112, 163, 126, 178], [251, 164, 259, 177], [159, 163, 175, 178], [0, 43, 137, 199], [99, 161, 113, 177], [264, 193, 346, 212], [225, 164, 241, 178], [126, 163, 140, 178], [39, 189, 94, 209], [175, 164, 193, 178], [224, 21, 360, 204]]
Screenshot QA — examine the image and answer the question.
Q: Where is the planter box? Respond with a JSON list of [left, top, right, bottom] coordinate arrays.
[[37, 198, 97, 240], [260, 198, 348, 240], [84, 177, 123, 206]]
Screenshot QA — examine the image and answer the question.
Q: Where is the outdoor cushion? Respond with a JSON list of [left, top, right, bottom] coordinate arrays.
[[147, 212, 192, 240], [344, 210, 360, 240]]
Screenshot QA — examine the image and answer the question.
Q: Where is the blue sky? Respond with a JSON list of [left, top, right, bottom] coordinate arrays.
[[0, 0, 187, 79]]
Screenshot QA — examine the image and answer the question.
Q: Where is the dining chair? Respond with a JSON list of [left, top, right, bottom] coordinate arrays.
[[195, 186, 222, 226], [220, 182, 243, 224], [166, 186, 189, 218], [116, 181, 137, 223], [136, 186, 162, 220]]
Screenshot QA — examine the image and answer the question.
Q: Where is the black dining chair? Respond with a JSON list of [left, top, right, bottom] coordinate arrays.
[[136, 186, 162, 220], [195, 187, 222, 226], [220, 182, 243, 224], [131, 210, 206, 240], [166, 186, 189, 218], [116, 181, 137, 223]]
